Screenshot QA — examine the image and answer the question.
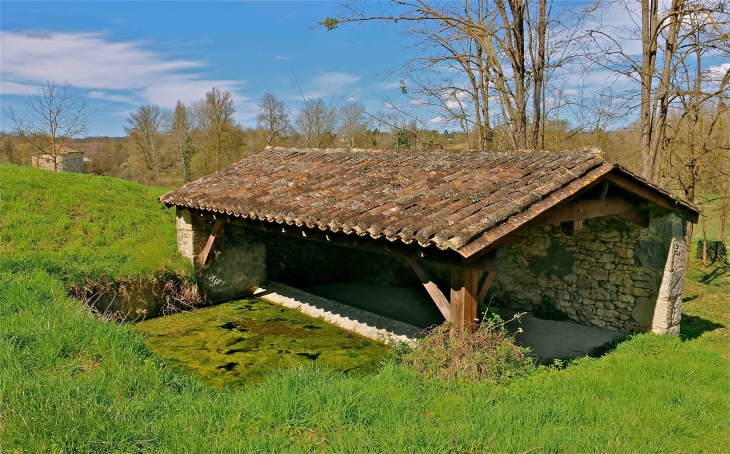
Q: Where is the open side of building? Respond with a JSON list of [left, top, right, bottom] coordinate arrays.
[[161, 148, 698, 336]]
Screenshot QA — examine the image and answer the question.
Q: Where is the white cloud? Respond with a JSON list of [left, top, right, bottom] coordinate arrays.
[[442, 90, 471, 109], [427, 116, 448, 124], [383, 103, 396, 109], [0, 30, 253, 121], [708, 62, 730, 79], [345, 96, 359, 102], [1, 80, 39, 96], [445, 99, 462, 109], [88, 90, 138, 104], [376, 80, 402, 90], [311, 71, 362, 91], [585, 1, 643, 57], [275, 55, 290, 61], [408, 99, 428, 106]]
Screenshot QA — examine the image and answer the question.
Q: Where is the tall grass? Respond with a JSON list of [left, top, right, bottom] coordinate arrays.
[[1, 164, 728, 452]]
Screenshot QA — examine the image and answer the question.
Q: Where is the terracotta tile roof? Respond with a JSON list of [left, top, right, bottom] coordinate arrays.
[[160, 148, 696, 258], [44, 145, 81, 155]]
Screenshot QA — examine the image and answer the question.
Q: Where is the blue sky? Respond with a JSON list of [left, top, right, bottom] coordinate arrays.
[[1, 2, 418, 136], [2, 2, 727, 137]]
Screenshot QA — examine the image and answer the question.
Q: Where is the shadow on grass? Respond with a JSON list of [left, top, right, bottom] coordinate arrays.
[[587, 335, 630, 359], [680, 314, 725, 341], [542, 335, 632, 369], [696, 266, 728, 285]]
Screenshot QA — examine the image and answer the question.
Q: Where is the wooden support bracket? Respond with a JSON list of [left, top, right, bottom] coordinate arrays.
[[407, 258, 451, 322], [199, 218, 225, 266], [477, 271, 496, 302], [474, 240, 508, 304]]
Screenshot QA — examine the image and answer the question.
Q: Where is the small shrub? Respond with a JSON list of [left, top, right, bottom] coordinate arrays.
[[696, 240, 728, 265], [533, 294, 569, 321], [396, 315, 533, 383]]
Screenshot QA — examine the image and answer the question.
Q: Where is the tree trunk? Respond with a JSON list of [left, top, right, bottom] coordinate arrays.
[[701, 202, 708, 267], [719, 178, 728, 243], [530, 0, 547, 149]]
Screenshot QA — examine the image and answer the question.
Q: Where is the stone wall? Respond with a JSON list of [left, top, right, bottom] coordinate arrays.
[[488, 206, 687, 333]]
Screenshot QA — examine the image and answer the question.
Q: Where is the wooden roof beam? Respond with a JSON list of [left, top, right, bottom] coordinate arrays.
[[226, 216, 504, 272], [531, 197, 648, 228], [607, 172, 699, 223]]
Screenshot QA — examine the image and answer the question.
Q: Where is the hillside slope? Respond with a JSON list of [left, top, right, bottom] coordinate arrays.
[[0, 165, 727, 452], [0, 164, 191, 282]]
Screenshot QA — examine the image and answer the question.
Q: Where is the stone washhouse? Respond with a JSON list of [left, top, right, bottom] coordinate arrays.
[[161, 148, 699, 336]]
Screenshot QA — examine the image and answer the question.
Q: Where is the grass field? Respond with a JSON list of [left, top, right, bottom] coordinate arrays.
[[1, 164, 728, 452]]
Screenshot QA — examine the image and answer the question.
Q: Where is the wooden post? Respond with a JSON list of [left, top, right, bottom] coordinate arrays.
[[450, 266, 479, 332]]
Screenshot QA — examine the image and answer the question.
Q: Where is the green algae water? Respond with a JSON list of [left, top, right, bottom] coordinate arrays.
[[133, 297, 390, 389]]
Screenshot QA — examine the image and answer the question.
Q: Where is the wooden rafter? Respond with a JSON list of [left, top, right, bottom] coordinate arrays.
[[616, 210, 650, 227]]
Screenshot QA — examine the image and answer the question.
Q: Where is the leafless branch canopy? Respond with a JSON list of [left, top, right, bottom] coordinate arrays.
[[3, 81, 90, 171]]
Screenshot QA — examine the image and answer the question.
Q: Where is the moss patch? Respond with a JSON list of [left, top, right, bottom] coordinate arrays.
[[133, 297, 390, 389], [528, 241, 575, 278]]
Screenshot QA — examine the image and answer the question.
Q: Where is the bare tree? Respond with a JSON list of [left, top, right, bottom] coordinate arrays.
[[589, 0, 730, 182], [257, 92, 289, 147], [195, 87, 236, 173], [322, 0, 589, 150], [3, 81, 90, 172], [125, 104, 164, 179], [337, 101, 370, 148], [166, 101, 197, 182], [293, 97, 338, 148], [719, 107, 730, 243]]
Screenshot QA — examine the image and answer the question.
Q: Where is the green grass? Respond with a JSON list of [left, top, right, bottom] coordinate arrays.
[[1, 164, 728, 452]]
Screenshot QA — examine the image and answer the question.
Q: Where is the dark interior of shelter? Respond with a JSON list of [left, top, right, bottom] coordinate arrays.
[[230, 224, 448, 328]]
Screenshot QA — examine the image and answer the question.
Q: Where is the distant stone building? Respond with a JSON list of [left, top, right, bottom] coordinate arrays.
[[32, 145, 84, 173]]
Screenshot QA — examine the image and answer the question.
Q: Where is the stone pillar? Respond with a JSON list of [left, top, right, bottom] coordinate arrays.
[[651, 215, 687, 335], [175, 207, 210, 268]]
